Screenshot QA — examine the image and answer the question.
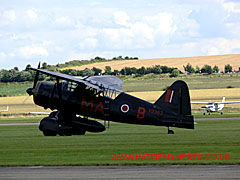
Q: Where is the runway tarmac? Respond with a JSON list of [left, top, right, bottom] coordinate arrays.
[[195, 117, 240, 121], [0, 165, 239, 179]]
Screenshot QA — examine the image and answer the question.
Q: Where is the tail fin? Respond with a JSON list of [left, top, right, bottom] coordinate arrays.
[[222, 97, 225, 103], [221, 97, 225, 107], [155, 80, 191, 115], [155, 80, 194, 129]]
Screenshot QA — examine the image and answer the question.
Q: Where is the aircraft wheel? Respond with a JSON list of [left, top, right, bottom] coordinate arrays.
[[43, 131, 56, 136], [168, 129, 174, 134], [220, 112, 223, 115], [203, 112, 206, 115]]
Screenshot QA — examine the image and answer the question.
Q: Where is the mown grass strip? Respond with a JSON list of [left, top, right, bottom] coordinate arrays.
[[0, 119, 239, 166]]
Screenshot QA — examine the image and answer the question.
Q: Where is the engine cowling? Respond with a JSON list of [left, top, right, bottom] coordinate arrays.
[[33, 81, 56, 109]]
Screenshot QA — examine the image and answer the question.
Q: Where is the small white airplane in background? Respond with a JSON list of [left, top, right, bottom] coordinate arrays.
[[0, 106, 8, 112], [191, 97, 240, 115]]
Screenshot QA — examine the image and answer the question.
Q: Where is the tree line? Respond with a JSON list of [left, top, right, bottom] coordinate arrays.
[[0, 62, 238, 83], [183, 63, 234, 74], [60, 63, 237, 77], [49, 56, 138, 70]]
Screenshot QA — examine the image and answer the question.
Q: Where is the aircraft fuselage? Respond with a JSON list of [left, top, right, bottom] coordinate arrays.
[[33, 81, 193, 132]]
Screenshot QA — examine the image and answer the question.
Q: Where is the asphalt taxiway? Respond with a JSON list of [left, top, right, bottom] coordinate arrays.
[[0, 165, 239, 179]]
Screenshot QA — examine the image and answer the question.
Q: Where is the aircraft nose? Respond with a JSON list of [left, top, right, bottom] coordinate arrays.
[[26, 88, 34, 96]]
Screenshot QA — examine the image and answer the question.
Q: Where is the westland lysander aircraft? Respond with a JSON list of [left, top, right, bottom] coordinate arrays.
[[0, 106, 8, 112], [26, 64, 194, 136], [192, 97, 240, 115]]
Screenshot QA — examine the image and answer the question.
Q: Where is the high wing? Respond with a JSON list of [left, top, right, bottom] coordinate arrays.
[[30, 68, 122, 91], [219, 101, 240, 104], [191, 102, 211, 104], [192, 101, 240, 104]]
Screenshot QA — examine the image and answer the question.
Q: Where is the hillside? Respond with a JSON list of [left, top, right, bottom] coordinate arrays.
[[69, 54, 240, 72]]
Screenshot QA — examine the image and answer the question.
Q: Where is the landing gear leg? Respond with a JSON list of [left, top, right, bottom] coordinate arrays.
[[168, 127, 174, 134]]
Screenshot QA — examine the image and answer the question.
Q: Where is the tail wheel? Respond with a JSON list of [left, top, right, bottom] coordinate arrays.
[[168, 127, 174, 134]]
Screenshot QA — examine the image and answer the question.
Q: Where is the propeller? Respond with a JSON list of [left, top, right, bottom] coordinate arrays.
[[26, 62, 41, 96]]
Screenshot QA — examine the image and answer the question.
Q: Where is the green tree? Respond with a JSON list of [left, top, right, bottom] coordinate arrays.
[[183, 63, 195, 74], [82, 68, 94, 76], [224, 64, 232, 73], [92, 67, 102, 75], [19, 71, 33, 81], [123, 67, 132, 75], [170, 69, 179, 77], [152, 65, 162, 74], [25, 64, 32, 71], [120, 68, 126, 75], [14, 67, 19, 71], [42, 62, 48, 69], [113, 69, 119, 75], [213, 65, 219, 73], [201, 65, 213, 74], [195, 66, 201, 73], [104, 66, 112, 75], [161, 65, 173, 73], [137, 66, 146, 75], [130, 67, 137, 74]]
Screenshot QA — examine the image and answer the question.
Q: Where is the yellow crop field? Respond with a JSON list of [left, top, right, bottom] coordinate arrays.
[[0, 96, 50, 116], [129, 88, 240, 112], [69, 54, 240, 72], [129, 88, 240, 102]]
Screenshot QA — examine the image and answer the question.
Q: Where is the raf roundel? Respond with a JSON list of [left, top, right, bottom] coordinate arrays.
[[121, 104, 129, 113]]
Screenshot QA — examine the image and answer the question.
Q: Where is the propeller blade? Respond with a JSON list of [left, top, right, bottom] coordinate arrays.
[[33, 62, 41, 88], [23, 95, 31, 103]]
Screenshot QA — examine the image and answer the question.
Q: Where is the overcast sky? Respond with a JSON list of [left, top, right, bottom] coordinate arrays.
[[0, 0, 240, 70]]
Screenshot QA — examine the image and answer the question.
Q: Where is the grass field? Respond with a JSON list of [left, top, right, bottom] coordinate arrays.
[[0, 118, 239, 166], [0, 82, 32, 97], [69, 54, 240, 72], [123, 73, 240, 91]]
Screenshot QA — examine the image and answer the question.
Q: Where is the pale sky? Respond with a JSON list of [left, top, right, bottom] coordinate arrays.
[[0, 0, 240, 69]]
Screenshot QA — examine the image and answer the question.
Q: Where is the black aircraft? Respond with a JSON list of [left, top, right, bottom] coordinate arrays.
[[27, 64, 194, 136]]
